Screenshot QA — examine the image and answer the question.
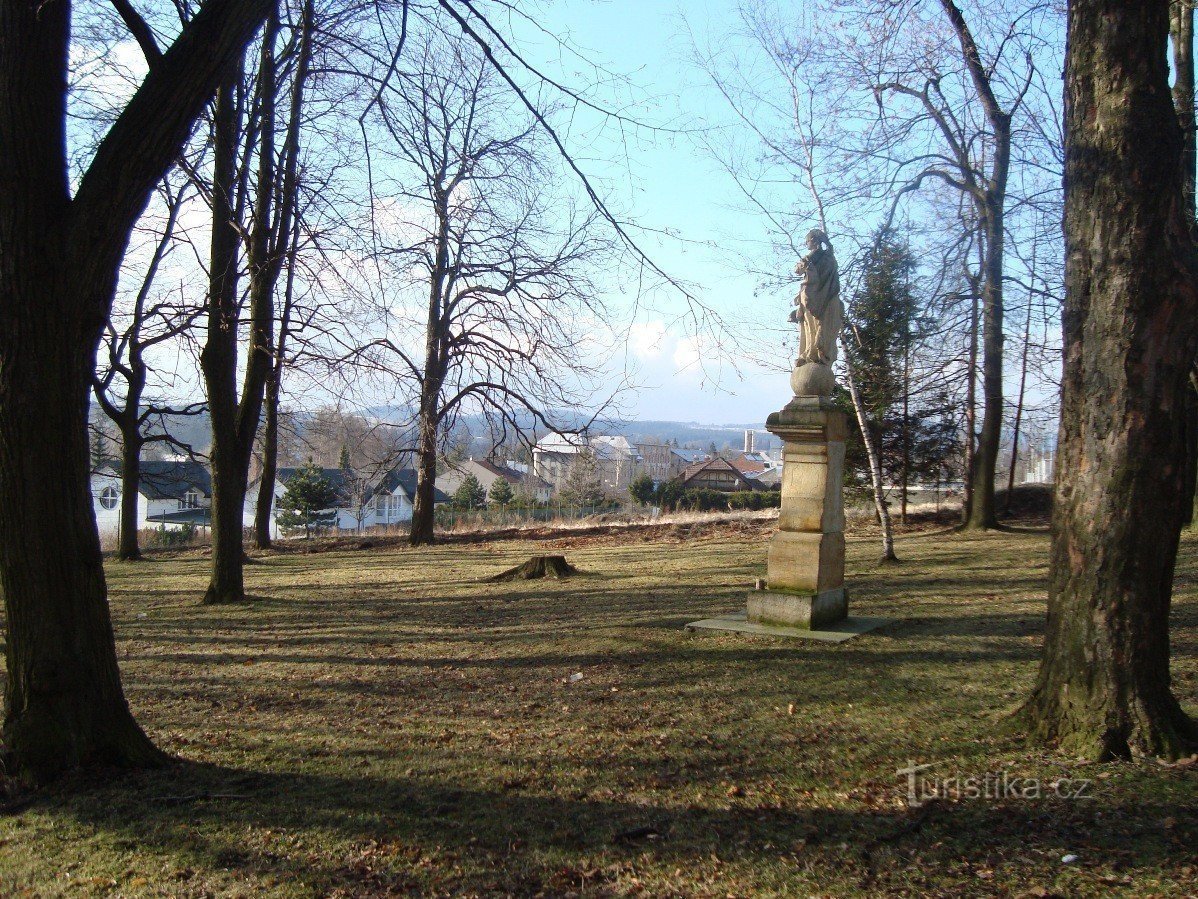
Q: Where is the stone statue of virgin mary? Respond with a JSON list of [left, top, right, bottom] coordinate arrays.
[[789, 228, 842, 367]]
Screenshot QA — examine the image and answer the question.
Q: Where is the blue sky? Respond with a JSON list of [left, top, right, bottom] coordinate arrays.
[[505, 0, 803, 424]]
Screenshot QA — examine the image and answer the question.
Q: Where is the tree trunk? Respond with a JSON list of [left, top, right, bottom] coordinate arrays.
[[1, 0, 270, 783], [963, 196, 1007, 532], [1005, 280, 1036, 516], [1172, 1, 1198, 525], [0, 0, 161, 782], [1020, 0, 1198, 761], [252, 1, 310, 551], [254, 371, 281, 549], [939, 0, 1011, 532], [409, 195, 451, 547], [842, 340, 897, 562], [117, 432, 144, 560], [203, 9, 286, 596], [409, 387, 441, 546], [201, 70, 249, 604], [962, 268, 980, 524], [0, 270, 166, 783]]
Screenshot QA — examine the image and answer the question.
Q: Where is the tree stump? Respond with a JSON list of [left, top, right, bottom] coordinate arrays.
[[488, 555, 578, 582]]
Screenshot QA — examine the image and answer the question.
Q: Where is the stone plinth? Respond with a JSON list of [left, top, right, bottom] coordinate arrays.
[[751, 394, 848, 628]]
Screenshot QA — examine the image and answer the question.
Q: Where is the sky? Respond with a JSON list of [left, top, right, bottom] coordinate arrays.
[[86, 0, 1065, 432], [497, 0, 808, 424]]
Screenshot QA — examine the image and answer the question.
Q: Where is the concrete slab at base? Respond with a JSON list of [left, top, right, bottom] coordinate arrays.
[[685, 611, 896, 643]]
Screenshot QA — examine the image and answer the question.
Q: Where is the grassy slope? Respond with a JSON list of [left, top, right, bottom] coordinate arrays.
[[1, 524, 1195, 897]]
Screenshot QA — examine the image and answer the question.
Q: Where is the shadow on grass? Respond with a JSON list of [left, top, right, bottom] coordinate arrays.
[[30, 759, 1197, 896]]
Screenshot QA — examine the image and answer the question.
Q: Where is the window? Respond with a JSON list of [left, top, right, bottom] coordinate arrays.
[[179, 489, 200, 510], [99, 486, 119, 510]]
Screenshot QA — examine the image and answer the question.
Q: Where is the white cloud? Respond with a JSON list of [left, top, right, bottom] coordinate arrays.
[[628, 320, 667, 359]]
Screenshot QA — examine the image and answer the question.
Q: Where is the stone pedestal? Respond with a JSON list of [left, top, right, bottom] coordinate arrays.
[[747, 394, 848, 629], [687, 364, 893, 641]]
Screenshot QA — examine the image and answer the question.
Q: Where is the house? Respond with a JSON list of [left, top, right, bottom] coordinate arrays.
[[92, 459, 213, 537], [744, 466, 782, 489], [678, 457, 758, 493], [634, 442, 674, 483], [532, 432, 642, 498], [437, 459, 553, 504], [248, 466, 449, 537]]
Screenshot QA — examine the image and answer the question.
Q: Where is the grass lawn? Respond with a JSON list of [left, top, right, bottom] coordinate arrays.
[[1, 521, 1196, 897]]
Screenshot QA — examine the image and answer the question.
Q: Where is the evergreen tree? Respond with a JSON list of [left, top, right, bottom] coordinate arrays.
[[276, 462, 340, 538], [844, 229, 958, 517], [560, 448, 605, 506], [453, 474, 487, 510], [630, 474, 657, 506], [488, 477, 514, 506]]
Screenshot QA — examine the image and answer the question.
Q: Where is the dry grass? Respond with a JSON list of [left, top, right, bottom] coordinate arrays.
[[1, 521, 1196, 897]]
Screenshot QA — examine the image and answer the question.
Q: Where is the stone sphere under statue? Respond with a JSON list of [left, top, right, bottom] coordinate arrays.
[[791, 361, 836, 397]]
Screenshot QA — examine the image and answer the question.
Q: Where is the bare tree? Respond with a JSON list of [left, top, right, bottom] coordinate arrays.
[[93, 179, 205, 560], [202, 2, 308, 602], [357, 28, 616, 545]]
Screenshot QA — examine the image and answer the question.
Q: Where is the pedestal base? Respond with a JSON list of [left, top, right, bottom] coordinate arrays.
[[685, 612, 895, 643], [747, 586, 847, 629]]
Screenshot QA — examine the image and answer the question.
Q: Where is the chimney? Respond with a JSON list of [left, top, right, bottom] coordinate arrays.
[[744, 429, 755, 454]]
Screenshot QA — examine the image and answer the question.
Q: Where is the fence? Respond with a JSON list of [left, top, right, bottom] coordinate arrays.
[[434, 502, 617, 531]]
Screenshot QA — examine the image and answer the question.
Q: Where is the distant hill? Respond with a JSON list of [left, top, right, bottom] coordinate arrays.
[[92, 404, 780, 459]]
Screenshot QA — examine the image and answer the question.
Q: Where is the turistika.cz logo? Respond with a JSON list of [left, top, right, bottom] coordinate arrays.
[[895, 761, 1094, 808]]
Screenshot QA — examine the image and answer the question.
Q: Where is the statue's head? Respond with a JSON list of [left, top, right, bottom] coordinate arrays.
[[805, 228, 830, 252]]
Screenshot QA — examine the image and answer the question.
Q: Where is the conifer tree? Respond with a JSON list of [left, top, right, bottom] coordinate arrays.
[[276, 462, 339, 538]]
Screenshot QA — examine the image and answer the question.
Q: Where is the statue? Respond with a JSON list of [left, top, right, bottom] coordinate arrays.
[[789, 228, 842, 367]]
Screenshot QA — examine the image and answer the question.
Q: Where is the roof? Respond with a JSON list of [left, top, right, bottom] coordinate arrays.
[[534, 432, 587, 455], [145, 507, 212, 526], [679, 457, 757, 490], [103, 460, 212, 501], [671, 447, 709, 464], [745, 467, 782, 488], [374, 468, 450, 504], [728, 453, 768, 475], [534, 433, 640, 462]]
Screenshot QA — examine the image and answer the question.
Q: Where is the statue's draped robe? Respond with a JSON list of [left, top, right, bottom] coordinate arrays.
[[797, 247, 842, 365]]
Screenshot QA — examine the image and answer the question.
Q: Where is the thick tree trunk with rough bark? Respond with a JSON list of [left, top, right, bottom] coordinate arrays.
[[0, 241, 165, 783], [1020, 0, 1198, 760], [1171, 1, 1198, 525], [1, 0, 271, 781]]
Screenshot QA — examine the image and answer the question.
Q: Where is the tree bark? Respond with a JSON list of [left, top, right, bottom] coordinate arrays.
[[1020, 0, 1198, 760], [1171, 1, 1198, 525], [117, 432, 144, 560], [1, 0, 271, 782], [962, 267, 980, 524]]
